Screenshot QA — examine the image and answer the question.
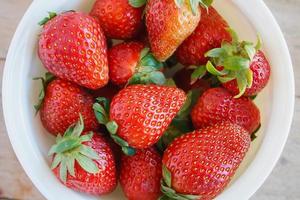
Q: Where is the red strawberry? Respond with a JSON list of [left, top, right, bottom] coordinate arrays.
[[38, 11, 108, 89], [50, 116, 117, 195], [161, 122, 250, 199], [90, 0, 144, 39], [222, 51, 271, 96], [90, 82, 120, 100], [191, 87, 260, 133], [120, 147, 162, 200], [108, 41, 166, 86], [145, 0, 213, 61], [37, 77, 98, 135], [204, 29, 271, 97], [93, 84, 186, 153], [176, 7, 232, 65]]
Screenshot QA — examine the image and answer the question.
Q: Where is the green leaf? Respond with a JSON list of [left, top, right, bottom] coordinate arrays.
[[223, 56, 250, 71], [226, 28, 239, 44], [110, 134, 129, 147], [206, 61, 228, 76], [190, 66, 206, 84], [75, 154, 99, 174], [93, 103, 109, 125], [38, 12, 57, 26], [72, 114, 84, 137], [199, 0, 213, 8], [56, 134, 63, 143], [51, 153, 63, 169], [164, 78, 177, 87], [244, 44, 256, 60], [48, 138, 81, 155], [66, 156, 75, 177], [79, 132, 93, 143], [250, 95, 257, 100], [162, 165, 172, 187], [59, 159, 67, 183], [189, 0, 199, 15], [255, 35, 262, 51], [33, 72, 55, 113], [79, 145, 100, 160], [217, 75, 236, 83], [129, 0, 147, 8], [175, 0, 184, 7], [121, 146, 136, 156], [235, 73, 247, 98], [95, 97, 110, 113], [128, 73, 142, 85], [106, 121, 118, 135], [140, 47, 150, 60], [245, 68, 253, 88], [139, 54, 163, 70], [149, 71, 166, 85], [205, 48, 227, 58]]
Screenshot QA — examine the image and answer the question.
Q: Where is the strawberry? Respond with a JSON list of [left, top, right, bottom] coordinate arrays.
[[93, 84, 186, 154], [108, 41, 165, 86], [203, 29, 271, 97], [145, 0, 213, 61], [161, 122, 250, 199], [120, 147, 162, 200], [50, 115, 117, 195], [90, 0, 144, 39], [38, 11, 108, 89], [222, 50, 271, 97], [175, 7, 232, 65], [191, 87, 260, 133], [35, 75, 98, 135]]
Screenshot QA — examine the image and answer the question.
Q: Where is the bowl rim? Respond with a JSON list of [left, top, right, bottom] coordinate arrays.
[[2, 0, 295, 200]]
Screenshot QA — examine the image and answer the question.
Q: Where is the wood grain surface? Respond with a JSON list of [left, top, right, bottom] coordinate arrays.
[[0, 0, 299, 199]]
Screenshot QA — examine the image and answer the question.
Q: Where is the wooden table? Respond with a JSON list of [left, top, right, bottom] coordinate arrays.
[[0, 0, 299, 199]]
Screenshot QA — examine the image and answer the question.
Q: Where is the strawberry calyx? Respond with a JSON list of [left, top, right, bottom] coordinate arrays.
[[129, 0, 147, 8], [48, 114, 100, 183], [127, 47, 166, 86], [38, 12, 57, 26], [160, 165, 202, 200], [33, 72, 55, 113], [203, 28, 262, 98], [175, 0, 213, 15], [93, 97, 136, 156]]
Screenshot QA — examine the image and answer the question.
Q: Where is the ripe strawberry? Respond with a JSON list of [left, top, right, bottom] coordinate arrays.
[[120, 147, 162, 200], [161, 122, 250, 199], [204, 29, 271, 97], [145, 0, 213, 61], [90, 0, 144, 39], [36, 77, 98, 135], [50, 116, 117, 195], [176, 7, 232, 65], [222, 50, 271, 97], [93, 84, 186, 153], [108, 41, 165, 86], [191, 87, 260, 133], [38, 11, 108, 89]]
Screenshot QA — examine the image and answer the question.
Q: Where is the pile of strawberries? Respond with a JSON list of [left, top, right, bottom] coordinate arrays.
[[35, 0, 271, 199]]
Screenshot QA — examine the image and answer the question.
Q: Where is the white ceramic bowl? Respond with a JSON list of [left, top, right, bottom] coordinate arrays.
[[2, 0, 294, 199]]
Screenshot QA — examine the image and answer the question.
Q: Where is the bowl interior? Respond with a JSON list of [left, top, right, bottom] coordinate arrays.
[[3, 0, 294, 199]]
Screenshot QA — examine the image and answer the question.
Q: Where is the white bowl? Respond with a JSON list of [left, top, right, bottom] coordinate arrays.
[[2, 0, 294, 199]]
